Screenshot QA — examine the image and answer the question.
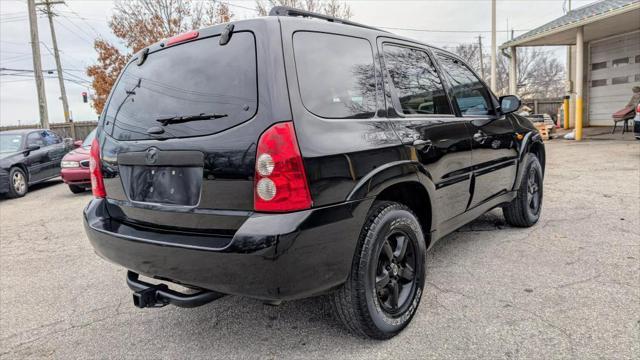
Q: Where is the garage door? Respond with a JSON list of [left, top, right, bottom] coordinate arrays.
[[589, 31, 640, 126]]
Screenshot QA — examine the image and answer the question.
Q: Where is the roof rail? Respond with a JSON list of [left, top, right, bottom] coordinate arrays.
[[268, 6, 388, 33]]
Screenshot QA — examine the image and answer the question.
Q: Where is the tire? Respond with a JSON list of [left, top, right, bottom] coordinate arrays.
[[7, 167, 28, 198], [331, 201, 426, 339], [68, 185, 86, 194], [503, 154, 543, 227]]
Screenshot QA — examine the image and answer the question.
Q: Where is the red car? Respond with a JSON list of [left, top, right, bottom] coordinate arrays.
[[60, 129, 95, 193]]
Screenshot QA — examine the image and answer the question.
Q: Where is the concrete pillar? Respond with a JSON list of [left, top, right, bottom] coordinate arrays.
[[575, 26, 584, 141], [509, 46, 517, 95]]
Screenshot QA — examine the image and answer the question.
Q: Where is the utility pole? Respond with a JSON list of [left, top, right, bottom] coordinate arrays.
[[477, 35, 485, 81], [490, 0, 497, 93], [40, 0, 71, 134], [27, 0, 49, 129]]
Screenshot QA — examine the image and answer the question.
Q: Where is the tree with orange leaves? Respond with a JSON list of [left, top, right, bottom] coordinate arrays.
[[86, 0, 232, 114]]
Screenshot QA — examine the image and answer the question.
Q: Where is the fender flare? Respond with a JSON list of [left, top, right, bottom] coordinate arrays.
[[513, 131, 544, 191], [345, 160, 438, 232]]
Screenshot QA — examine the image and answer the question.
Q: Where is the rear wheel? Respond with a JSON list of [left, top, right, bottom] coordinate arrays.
[[331, 201, 426, 339], [503, 154, 543, 227], [7, 167, 28, 198], [68, 185, 86, 194]]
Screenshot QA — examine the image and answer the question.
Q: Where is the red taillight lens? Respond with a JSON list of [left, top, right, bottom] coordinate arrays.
[[254, 122, 312, 212], [89, 138, 106, 198]]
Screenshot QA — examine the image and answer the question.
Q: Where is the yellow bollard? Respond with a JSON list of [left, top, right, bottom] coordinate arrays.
[[575, 97, 583, 141], [563, 95, 570, 129]]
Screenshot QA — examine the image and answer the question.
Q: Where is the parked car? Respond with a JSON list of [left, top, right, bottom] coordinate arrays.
[[0, 129, 73, 198], [83, 7, 545, 340], [60, 129, 96, 193], [634, 103, 640, 140]]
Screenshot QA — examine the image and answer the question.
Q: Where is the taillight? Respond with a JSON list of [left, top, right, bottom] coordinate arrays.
[[254, 122, 312, 212], [89, 138, 106, 198]]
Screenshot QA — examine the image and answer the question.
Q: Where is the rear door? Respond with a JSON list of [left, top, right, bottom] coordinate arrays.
[[98, 20, 291, 233], [435, 54, 518, 208], [42, 130, 67, 177], [379, 39, 473, 222]]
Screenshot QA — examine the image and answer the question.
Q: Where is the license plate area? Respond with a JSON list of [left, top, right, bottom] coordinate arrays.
[[119, 165, 203, 206]]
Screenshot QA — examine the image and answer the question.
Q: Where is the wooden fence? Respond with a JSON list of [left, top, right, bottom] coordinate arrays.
[[0, 121, 97, 140], [521, 98, 563, 121]]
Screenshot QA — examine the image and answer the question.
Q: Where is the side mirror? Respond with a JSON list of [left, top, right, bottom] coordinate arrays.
[[25, 144, 40, 152], [499, 95, 521, 115], [74, 140, 83, 148]]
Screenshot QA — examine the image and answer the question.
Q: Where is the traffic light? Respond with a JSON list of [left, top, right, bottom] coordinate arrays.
[[82, 91, 88, 103]]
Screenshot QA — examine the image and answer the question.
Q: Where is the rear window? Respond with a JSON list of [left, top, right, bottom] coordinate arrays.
[[104, 32, 257, 140], [293, 32, 376, 119]]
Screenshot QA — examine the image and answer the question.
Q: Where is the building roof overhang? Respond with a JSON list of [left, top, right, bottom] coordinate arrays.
[[500, 0, 640, 49]]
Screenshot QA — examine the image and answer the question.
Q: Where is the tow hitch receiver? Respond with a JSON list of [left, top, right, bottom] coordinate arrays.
[[127, 271, 224, 309]]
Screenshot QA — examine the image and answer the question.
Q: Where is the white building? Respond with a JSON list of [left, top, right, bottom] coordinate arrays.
[[501, 0, 640, 138]]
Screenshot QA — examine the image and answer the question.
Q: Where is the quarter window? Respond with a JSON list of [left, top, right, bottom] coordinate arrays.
[[43, 130, 61, 145], [382, 44, 451, 115], [293, 32, 376, 119], [437, 55, 494, 116]]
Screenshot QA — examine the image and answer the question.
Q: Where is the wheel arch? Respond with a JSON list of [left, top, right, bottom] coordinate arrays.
[[345, 160, 436, 247], [10, 163, 29, 182]]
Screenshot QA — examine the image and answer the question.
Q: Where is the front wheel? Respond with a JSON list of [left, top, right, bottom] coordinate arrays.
[[7, 167, 28, 198], [331, 201, 426, 339], [503, 154, 543, 227]]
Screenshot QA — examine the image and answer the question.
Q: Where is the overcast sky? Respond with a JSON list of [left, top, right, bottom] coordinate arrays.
[[0, 0, 595, 127]]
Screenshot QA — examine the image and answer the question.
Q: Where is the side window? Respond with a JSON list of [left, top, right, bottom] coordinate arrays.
[[26, 132, 45, 147], [437, 55, 494, 116], [382, 44, 451, 115], [43, 131, 61, 145], [293, 32, 376, 119]]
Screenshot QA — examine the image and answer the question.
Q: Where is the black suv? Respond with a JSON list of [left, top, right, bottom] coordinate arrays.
[[84, 7, 545, 339]]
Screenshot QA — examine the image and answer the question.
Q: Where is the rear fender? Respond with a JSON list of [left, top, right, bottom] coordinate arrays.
[[345, 160, 437, 231]]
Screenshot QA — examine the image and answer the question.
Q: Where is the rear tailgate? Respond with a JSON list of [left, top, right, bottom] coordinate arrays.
[[97, 19, 290, 234]]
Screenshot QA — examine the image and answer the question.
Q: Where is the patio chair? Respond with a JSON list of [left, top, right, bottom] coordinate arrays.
[[611, 107, 634, 134]]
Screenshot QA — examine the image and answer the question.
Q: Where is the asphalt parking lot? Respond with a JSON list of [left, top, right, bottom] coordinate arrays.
[[1, 139, 638, 359]]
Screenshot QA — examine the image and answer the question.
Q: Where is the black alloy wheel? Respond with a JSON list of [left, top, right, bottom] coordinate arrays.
[[374, 230, 418, 315]]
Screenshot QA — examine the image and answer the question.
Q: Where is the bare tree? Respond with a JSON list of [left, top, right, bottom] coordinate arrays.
[[446, 44, 565, 99], [86, 0, 232, 114], [256, 0, 353, 19]]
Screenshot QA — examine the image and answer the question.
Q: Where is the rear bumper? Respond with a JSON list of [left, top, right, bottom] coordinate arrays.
[[61, 167, 90, 185], [84, 197, 372, 301]]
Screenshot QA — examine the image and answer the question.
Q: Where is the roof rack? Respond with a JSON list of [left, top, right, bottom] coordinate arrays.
[[268, 6, 388, 33]]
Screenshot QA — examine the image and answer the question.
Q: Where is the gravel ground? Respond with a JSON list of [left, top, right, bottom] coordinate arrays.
[[1, 139, 638, 359]]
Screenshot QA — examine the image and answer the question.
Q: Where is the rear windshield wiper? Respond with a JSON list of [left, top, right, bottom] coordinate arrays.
[[156, 113, 228, 126]]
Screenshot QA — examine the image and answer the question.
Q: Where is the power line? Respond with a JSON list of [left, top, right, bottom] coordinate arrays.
[[62, 2, 104, 38], [52, 17, 94, 45]]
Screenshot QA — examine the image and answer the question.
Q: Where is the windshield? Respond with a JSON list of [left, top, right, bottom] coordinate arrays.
[[82, 129, 96, 148], [104, 32, 257, 141], [0, 134, 23, 153]]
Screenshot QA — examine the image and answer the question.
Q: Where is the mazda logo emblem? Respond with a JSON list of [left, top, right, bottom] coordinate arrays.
[[145, 147, 159, 165]]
